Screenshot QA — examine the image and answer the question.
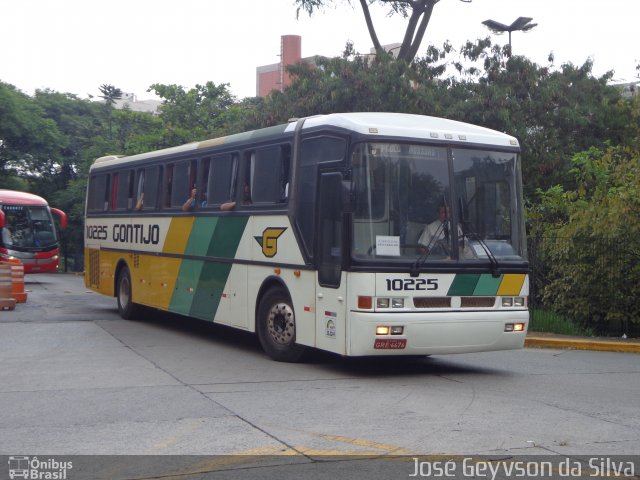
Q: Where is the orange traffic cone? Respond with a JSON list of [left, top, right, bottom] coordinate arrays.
[[6, 258, 27, 303], [0, 264, 16, 311]]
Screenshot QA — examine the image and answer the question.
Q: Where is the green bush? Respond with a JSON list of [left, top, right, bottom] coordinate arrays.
[[529, 145, 640, 335], [529, 309, 594, 336]]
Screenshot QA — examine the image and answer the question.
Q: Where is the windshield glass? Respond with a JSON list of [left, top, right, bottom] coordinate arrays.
[[350, 142, 525, 264], [1, 205, 58, 249]]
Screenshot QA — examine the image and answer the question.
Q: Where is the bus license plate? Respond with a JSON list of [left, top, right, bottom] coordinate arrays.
[[374, 339, 407, 350]]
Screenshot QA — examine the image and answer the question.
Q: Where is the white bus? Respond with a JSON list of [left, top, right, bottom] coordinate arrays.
[[84, 112, 529, 361]]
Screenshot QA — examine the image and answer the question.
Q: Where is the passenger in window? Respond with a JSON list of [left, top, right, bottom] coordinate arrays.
[[134, 193, 144, 210], [280, 182, 289, 202], [182, 188, 197, 211], [242, 183, 252, 204]]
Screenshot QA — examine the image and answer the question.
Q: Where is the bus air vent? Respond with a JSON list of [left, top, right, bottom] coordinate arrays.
[[89, 249, 100, 288], [413, 297, 451, 308], [461, 297, 496, 308]]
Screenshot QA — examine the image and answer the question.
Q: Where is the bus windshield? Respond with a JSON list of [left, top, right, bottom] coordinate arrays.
[[1, 205, 58, 250], [350, 142, 525, 264]]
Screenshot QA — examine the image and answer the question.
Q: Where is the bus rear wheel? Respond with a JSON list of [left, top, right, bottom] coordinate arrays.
[[257, 288, 305, 362], [116, 266, 140, 320]]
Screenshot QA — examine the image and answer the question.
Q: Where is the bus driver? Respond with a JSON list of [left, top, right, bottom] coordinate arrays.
[[418, 205, 461, 255]]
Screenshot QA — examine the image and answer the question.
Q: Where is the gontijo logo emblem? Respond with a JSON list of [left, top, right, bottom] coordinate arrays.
[[254, 227, 287, 258]]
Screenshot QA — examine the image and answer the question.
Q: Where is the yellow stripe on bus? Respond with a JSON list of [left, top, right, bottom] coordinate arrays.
[[128, 217, 196, 310], [497, 273, 526, 296], [163, 217, 195, 254]]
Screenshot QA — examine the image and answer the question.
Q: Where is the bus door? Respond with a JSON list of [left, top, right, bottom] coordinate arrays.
[[314, 171, 348, 355]]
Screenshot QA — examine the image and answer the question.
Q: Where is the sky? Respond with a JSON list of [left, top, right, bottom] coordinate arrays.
[[2, 0, 638, 101]]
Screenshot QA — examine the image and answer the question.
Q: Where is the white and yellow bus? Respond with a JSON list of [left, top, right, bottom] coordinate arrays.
[[84, 112, 529, 361]]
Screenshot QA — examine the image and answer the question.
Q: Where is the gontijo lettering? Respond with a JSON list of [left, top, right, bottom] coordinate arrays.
[[112, 223, 160, 244], [85, 224, 160, 244]]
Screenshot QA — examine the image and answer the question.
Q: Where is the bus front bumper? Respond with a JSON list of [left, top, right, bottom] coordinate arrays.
[[348, 310, 529, 356]]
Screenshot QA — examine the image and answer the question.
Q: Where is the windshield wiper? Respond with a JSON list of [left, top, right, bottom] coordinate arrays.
[[458, 197, 500, 277], [410, 222, 446, 277]]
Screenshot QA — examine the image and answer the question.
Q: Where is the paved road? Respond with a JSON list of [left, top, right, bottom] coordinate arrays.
[[1, 273, 638, 474]]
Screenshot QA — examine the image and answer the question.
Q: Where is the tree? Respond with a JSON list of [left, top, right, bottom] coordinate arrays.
[[0, 83, 66, 188], [32, 90, 104, 188], [148, 81, 236, 145], [530, 144, 640, 335], [98, 84, 123, 138], [247, 41, 451, 127], [252, 38, 626, 200], [295, 0, 461, 63], [98, 84, 123, 105], [444, 41, 627, 196]]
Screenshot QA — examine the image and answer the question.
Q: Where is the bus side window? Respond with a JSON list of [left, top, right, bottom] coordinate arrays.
[[111, 173, 119, 211], [200, 157, 211, 207], [145, 166, 162, 210], [246, 145, 291, 204], [88, 173, 110, 212], [208, 153, 238, 206], [136, 166, 161, 211], [135, 169, 145, 210], [280, 146, 291, 202], [164, 164, 174, 208], [115, 170, 133, 210], [169, 160, 196, 209], [127, 170, 135, 209]]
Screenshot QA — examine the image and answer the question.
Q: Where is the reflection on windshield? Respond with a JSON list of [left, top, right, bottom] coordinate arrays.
[[0, 206, 57, 249], [350, 142, 525, 264]]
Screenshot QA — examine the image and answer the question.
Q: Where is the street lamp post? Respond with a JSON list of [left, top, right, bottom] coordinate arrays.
[[482, 17, 537, 51]]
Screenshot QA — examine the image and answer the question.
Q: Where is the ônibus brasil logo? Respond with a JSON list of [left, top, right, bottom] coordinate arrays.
[[8, 456, 73, 479]]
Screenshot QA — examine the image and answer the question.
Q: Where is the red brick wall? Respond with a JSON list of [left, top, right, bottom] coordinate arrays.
[[256, 35, 302, 97]]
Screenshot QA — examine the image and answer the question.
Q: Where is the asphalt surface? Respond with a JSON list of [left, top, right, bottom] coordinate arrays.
[[1, 272, 639, 480]]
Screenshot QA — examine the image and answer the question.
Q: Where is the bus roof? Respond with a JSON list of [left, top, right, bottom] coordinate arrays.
[[303, 112, 519, 147], [90, 112, 519, 170], [0, 189, 48, 206]]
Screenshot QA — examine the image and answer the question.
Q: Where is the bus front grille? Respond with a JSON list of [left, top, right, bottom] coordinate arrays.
[[413, 297, 451, 308], [460, 297, 496, 308]]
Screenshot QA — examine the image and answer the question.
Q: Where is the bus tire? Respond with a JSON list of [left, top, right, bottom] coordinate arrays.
[[116, 266, 140, 320], [257, 288, 306, 362]]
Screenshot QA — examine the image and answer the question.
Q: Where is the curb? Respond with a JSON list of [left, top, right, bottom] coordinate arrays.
[[525, 336, 640, 354]]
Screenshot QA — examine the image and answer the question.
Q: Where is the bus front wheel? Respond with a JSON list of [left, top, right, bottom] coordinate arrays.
[[117, 266, 140, 320], [257, 288, 306, 362]]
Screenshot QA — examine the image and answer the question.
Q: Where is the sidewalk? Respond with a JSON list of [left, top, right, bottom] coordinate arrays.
[[526, 331, 640, 353]]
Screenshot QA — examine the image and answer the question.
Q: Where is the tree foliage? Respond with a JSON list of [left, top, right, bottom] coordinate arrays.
[[529, 143, 640, 334], [148, 81, 236, 145], [0, 84, 66, 187], [98, 84, 123, 105], [446, 44, 627, 196], [250, 38, 626, 198]]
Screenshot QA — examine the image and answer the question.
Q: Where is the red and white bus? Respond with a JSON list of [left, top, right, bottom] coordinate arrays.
[[0, 189, 68, 273]]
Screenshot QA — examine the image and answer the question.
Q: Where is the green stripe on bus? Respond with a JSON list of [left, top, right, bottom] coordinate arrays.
[[190, 216, 248, 319], [170, 216, 248, 320], [170, 258, 203, 316], [206, 216, 248, 258], [473, 274, 504, 296], [186, 217, 219, 256], [189, 261, 232, 320], [447, 273, 481, 296]]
